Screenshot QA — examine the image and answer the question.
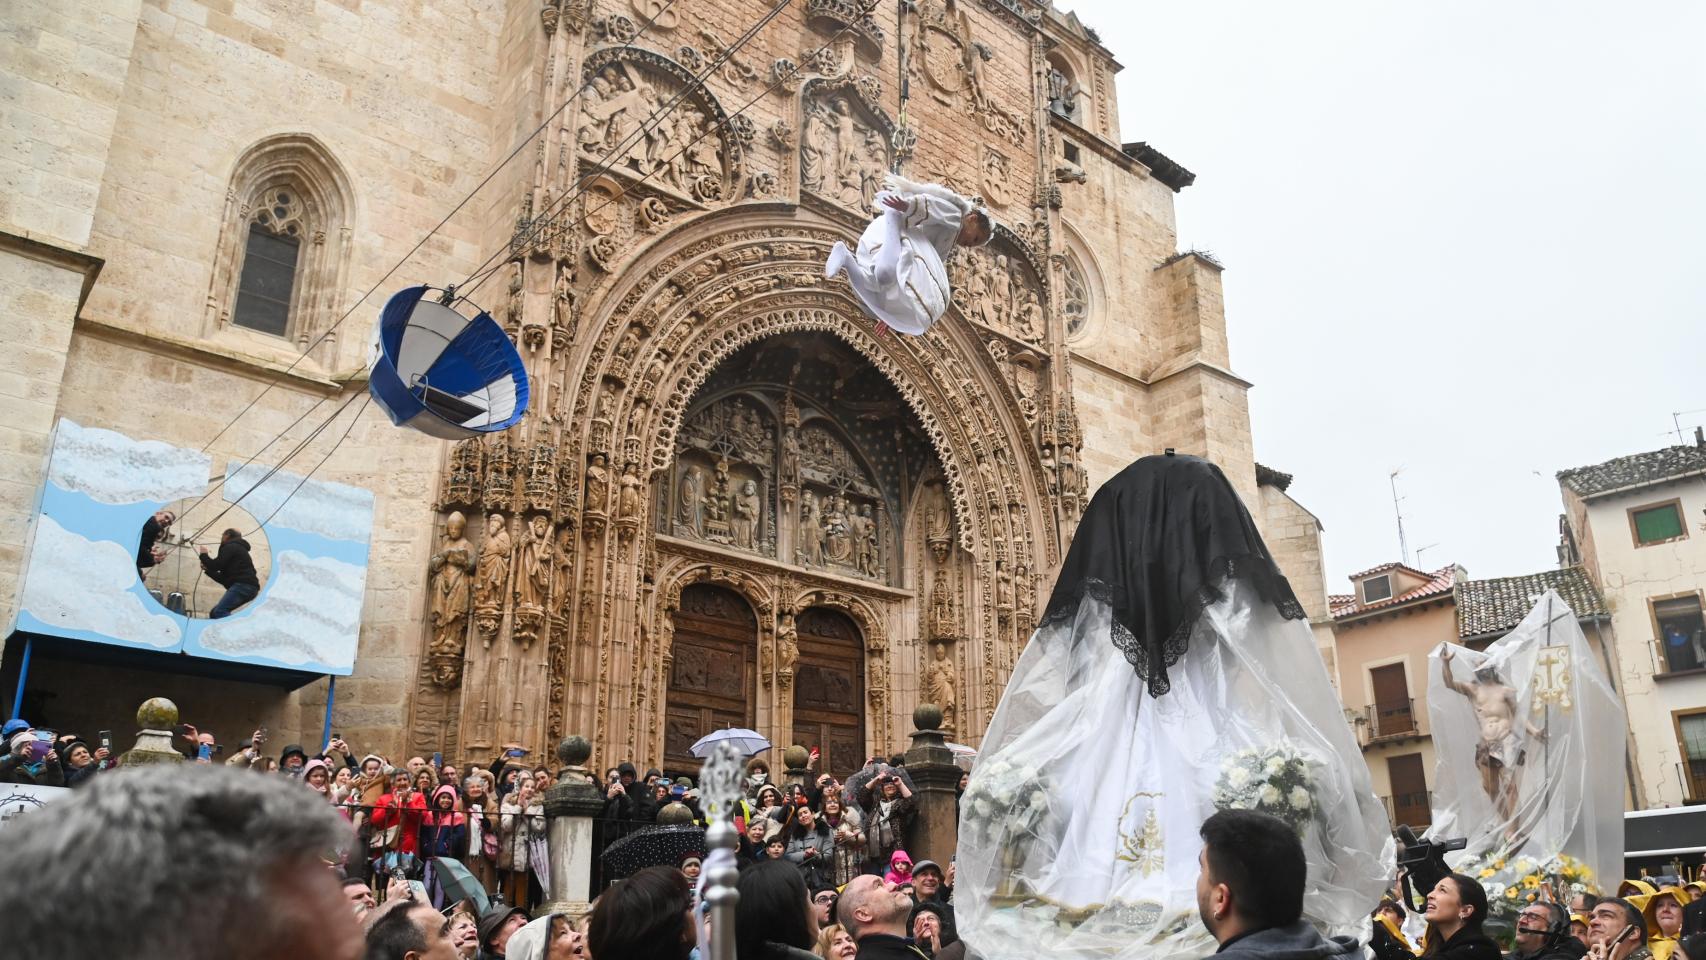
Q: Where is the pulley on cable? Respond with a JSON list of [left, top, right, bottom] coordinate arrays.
[[368, 284, 530, 440]]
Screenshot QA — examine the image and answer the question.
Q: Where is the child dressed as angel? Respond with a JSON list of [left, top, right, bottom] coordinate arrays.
[[824, 174, 993, 337]]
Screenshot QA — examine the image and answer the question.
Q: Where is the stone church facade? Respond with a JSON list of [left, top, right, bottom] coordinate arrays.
[[1, 0, 1328, 772]]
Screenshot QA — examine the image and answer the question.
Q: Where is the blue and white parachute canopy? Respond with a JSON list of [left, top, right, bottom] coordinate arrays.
[[368, 285, 529, 440]]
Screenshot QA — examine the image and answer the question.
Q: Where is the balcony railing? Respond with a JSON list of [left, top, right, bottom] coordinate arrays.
[[1364, 698, 1419, 741], [1380, 792, 1433, 830]]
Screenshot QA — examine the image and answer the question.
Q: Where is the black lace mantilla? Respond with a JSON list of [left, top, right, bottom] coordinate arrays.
[[1039, 455, 1306, 698]]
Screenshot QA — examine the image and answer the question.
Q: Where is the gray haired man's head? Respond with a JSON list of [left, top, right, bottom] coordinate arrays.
[[0, 764, 362, 960]]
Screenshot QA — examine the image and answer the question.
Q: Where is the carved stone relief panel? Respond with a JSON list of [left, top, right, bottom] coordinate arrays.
[[579, 48, 734, 207], [799, 80, 893, 213], [949, 240, 1046, 344], [668, 394, 776, 558]]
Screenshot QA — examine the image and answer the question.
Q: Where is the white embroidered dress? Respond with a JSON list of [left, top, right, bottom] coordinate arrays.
[[824, 175, 973, 337]]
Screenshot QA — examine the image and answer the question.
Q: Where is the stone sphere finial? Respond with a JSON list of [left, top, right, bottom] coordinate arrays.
[[557, 735, 591, 768], [657, 801, 695, 825], [783, 744, 810, 769], [913, 702, 943, 732], [137, 697, 179, 730]]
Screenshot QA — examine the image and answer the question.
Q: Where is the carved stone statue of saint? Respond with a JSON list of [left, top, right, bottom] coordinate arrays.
[[428, 511, 476, 660], [516, 514, 553, 611], [553, 267, 576, 339], [677, 464, 705, 536], [857, 503, 879, 576], [926, 488, 951, 544], [551, 524, 575, 615], [821, 495, 852, 565], [796, 491, 822, 566], [618, 462, 643, 520], [776, 612, 799, 682], [990, 254, 1013, 327], [1018, 288, 1043, 340], [474, 513, 512, 647], [732, 479, 759, 548], [996, 560, 1015, 616], [925, 642, 957, 733], [585, 453, 612, 514], [594, 383, 617, 424]]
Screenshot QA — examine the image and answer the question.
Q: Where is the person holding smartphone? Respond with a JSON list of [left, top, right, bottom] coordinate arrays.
[[0, 729, 63, 786], [1586, 900, 1652, 960]]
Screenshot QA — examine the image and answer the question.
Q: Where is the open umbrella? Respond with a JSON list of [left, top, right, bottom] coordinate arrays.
[[945, 741, 978, 772], [689, 727, 771, 759], [842, 760, 916, 807], [600, 823, 707, 880], [430, 856, 490, 915]]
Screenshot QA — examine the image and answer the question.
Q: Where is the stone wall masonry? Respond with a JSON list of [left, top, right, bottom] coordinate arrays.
[[83, 0, 503, 372], [0, 1, 144, 251], [0, 241, 91, 632]]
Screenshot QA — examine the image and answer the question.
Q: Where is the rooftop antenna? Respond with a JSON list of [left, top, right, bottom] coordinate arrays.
[[1389, 468, 1410, 565], [1672, 407, 1706, 445], [1415, 542, 1441, 569]]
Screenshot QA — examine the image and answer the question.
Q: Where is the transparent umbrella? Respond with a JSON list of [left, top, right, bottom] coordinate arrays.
[[689, 727, 771, 759]]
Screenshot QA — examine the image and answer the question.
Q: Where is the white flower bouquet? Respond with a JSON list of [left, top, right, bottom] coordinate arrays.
[[962, 757, 1049, 848], [1211, 743, 1317, 834]]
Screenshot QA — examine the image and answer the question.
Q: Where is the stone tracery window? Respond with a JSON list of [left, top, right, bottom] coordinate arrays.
[[206, 134, 355, 352], [1063, 251, 1091, 339]]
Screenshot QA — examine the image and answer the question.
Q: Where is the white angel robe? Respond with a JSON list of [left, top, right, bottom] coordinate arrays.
[[824, 175, 972, 337]]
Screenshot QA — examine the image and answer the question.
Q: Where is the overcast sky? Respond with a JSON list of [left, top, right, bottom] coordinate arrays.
[[1068, 0, 1706, 586]]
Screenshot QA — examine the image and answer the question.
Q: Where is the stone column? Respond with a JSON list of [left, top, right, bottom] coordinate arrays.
[[781, 744, 810, 790], [540, 736, 608, 920], [120, 698, 186, 767], [902, 704, 962, 869]]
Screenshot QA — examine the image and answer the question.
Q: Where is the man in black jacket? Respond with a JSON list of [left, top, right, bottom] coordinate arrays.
[[1195, 809, 1360, 960], [198, 528, 260, 618], [840, 873, 927, 959]]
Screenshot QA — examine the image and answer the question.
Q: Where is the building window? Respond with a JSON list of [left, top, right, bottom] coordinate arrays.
[[206, 134, 354, 353], [1630, 499, 1686, 546], [1063, 141, 1081, 165], [1655, 595, 1706, 674], [231, 192, 304, 336], [1678, 711, 1706, 802], [1362, 574, 1393, 603]]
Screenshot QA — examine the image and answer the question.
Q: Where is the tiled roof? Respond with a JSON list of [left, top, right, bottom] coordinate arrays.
[[1122, 142, 1196, 192], [1346, 560, 1434, 582], [1333, 565, 1459, 621], [1455, 567, 1607, 639], [1556, 443, 1706, 498], [1255, 463, 1293, 492]]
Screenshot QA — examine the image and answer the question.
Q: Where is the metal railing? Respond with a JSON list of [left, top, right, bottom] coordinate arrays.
[[1364, 698, 1419, 741]]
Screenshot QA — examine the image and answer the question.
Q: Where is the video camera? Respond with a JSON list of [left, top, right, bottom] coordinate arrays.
[[1393, 825, 1466, 912]]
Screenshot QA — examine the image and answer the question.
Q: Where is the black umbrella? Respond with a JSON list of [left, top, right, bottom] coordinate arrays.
[[599, 823, 707, 880], [842, 761, 915, 808]]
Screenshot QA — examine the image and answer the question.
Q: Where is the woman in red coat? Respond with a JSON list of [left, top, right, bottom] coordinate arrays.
[[369, 769, 429, 872]]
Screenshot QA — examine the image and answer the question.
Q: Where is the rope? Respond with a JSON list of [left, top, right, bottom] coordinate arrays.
[[189, 388, 368, 543], [240, 394, 373, 537], [196, 0, 682, 455]]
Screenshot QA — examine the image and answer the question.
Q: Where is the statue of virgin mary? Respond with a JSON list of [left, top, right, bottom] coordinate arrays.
[[956, 453, 1392, 960]]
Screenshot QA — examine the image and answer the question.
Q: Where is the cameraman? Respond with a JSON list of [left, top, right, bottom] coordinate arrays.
[[1512, 902, 1587, 960]]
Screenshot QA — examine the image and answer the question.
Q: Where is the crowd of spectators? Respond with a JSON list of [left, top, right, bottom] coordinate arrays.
[[8, 722, 1706, 960]]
